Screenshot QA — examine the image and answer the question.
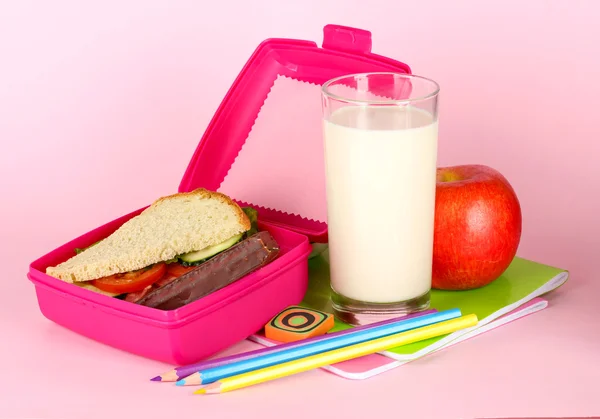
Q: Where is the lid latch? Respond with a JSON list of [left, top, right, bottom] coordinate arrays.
[[322, 24, 372, 54]]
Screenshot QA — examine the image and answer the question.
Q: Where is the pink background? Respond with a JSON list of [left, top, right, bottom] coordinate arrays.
[[1, 0, 599, 418]]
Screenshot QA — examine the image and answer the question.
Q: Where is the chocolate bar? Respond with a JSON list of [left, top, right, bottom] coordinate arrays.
[[136, 231, 280, 310]]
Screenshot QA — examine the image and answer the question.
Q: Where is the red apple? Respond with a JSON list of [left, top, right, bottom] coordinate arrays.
[[432, 164, 522, 290]]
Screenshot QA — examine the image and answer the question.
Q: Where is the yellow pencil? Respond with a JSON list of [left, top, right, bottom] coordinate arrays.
[[194, 314, 478, 394]]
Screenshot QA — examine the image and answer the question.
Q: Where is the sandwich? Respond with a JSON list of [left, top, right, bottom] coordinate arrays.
[[45, 188, 280, 310]]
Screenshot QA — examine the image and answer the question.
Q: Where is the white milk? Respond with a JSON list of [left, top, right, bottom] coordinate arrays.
[[323, 105, 438, 303]]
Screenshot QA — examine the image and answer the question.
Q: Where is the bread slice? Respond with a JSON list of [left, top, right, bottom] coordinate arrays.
[[46, 188, 251, 283]]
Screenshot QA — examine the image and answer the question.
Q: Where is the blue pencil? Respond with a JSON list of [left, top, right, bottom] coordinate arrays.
[[177, 308, 461, 386]]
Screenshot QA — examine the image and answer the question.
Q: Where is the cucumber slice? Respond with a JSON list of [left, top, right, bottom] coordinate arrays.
[[179, 233, 243, 264]]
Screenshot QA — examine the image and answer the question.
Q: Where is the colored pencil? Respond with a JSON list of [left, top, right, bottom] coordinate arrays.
[[177, 308, 460, 386], [151, 308, 437, 382], [194, 314, 478, 394]]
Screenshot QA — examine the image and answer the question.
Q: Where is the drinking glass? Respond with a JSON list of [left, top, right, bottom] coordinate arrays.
[[321, 72, 440, 325]]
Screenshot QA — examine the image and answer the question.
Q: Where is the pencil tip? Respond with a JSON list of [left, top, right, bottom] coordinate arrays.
[[151, 370, 178, 382], [194, 388, 206, 395], [175, 380, 185, 386]]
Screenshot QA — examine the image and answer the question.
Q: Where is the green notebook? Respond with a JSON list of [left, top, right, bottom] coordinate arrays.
[[298, 246, 569, 361]]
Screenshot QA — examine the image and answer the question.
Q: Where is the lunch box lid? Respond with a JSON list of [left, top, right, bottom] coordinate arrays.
[[178, 24, 412, 243]]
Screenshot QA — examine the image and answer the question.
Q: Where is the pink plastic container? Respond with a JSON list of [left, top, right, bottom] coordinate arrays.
[[29, 210, 310, 365], [27, 24, 412, 365]]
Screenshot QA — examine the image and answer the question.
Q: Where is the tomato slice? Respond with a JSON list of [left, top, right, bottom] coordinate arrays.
[[92, 263, 167, 294], [166, 263, 196, 277]]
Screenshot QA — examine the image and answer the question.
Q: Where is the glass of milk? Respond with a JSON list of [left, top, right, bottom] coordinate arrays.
[[321, 72, 440, 325]]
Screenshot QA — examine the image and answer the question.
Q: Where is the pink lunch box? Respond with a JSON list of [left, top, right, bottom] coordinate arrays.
[[27, 24, 412, 365]]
